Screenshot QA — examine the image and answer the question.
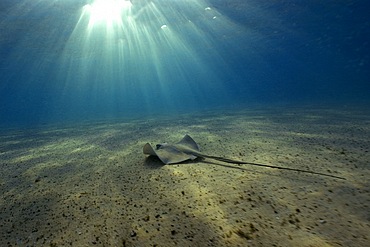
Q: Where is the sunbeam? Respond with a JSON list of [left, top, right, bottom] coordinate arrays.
[[84, 0, 132, 29], [58, 0, 242, 115]]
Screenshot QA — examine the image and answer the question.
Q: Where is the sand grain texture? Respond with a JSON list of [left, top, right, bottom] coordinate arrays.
[[0, 106, 369, 246]]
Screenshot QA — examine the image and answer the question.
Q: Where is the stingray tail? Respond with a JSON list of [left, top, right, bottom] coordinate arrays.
[[197, 154, 346, 180]]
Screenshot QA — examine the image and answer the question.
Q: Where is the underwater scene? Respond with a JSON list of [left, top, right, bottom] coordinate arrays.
[[0, 0, 369, 246]]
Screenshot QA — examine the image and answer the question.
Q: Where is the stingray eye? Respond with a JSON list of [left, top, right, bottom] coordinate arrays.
[[156, 144, 162, 150]]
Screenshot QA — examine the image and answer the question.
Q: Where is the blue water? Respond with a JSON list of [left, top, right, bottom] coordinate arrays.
[[0, 0, 369, 127]]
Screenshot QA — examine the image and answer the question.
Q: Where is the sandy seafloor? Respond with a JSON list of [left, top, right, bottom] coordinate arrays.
[[0, 105, 369, 247]]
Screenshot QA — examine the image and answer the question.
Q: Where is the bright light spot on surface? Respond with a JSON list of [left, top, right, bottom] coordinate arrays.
[[84, 0, 131, 28], [161, 25, 167, 29]]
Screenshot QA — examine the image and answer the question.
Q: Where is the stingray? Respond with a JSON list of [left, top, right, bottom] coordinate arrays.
[[143, 134, 345, 180]]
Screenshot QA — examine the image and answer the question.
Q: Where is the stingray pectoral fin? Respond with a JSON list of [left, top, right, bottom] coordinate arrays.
[[143, 143, 157, 156], [177, 135, 200, 152]]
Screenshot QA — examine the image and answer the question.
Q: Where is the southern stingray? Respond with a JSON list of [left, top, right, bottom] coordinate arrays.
[[143, 134, 345, 180]]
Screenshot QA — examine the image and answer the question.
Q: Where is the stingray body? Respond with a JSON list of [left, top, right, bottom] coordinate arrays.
[[143, 135, 201, 165], [143, 135, 345, 180]]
